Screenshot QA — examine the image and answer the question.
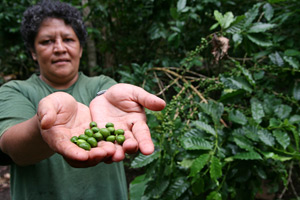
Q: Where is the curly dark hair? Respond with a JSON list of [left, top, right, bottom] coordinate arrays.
[[21, 0, 87, 51]]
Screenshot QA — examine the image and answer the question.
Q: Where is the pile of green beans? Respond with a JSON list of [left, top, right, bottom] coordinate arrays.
[[70, 122, 125, 150]]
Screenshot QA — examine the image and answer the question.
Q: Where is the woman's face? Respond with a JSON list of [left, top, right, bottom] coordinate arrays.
[[31, 18, 83, 89]]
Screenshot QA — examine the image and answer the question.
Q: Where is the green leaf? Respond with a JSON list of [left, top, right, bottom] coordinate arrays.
[[170, 7, 179, 20], [189, 154, 210, 177], [146, 179, 169, 199], [177, 0, 187, 11], [235, 61, 256, 86], [284, 56, 299, 69], [289, 115, 300, 124], [247, 22, 276, 33], [181, 137, 213, 150], [164, 177, 189, 199], [269, 118, 281, 128], [233, 136, 254, 151], [251, 97, 265, 124], [232, 33, 243, 48], [262, 152, 292, 162], [191, 179, 204, 196], [226, 15, 246, 34], [243, 125, 260, 142], [291, 128, 300, 150], [207, 191, 222, 200], [178, 158, 194, 169], [229, 109, 248, 125], [199, 101, 224, 124], [129, 175, 148, 200], [244, 3, 261, 28], [210, 156, 222, 180], [233, 151, 262, 160], [220, 76, 253, 93], [258, 129, 275, 147], [210, 22, 219, 31], [193, 121, 216, 136], [274, 104, 292, 119], [263, 3, 274, 21], [269, 52, 284, 66], [284, 49, 300, 57], [131, 151, 159, 168], [272, 130, 290, 149], [219, 89, 245, 103], [168, 32, 178, 43], [214, 10, 235, 29], [247, 34, 273, 47]]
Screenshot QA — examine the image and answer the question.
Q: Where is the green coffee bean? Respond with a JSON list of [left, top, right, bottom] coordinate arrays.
[[89, 121, 97, 128], [70, 136, 78, 143], [84, 129, 93, 137], [91, 127, 100, 133], [87, 137, 98, 147], [106, 135, 116, 143], [100, 128, 110, 138], [115, 129, 125, 135], [93, 132, 103, 141], [107, 127, 115, 134], [105, 122, 114, 128], [76, 139, 87, 145], [78, 142, 91, 150], [78, 134, 88, 140], [116, 135, 125, 145]]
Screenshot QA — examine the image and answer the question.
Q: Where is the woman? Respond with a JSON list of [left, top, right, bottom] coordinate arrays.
[[0, 0, 165, 199]]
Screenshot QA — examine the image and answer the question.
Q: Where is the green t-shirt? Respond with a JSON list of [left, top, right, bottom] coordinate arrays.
[[0, 72, 128, 200]]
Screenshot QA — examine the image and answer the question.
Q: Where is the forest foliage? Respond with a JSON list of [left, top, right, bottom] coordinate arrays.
[[1, 0, 300, 199]]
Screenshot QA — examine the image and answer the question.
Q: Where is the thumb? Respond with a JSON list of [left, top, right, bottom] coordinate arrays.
[[105, 83, 166, 111], [133, 86, 166, 111], [37, 95, 59, 130]]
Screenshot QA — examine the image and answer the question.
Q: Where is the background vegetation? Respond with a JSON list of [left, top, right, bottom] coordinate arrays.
[[1, 0, 300, 199]]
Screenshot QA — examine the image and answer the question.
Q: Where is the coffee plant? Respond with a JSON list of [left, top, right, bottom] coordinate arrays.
[[125, 1, 300, 200]]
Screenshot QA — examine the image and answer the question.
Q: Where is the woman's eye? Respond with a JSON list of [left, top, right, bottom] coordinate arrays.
[[41, 40, 52, 45], [64, 38, 74, 42]]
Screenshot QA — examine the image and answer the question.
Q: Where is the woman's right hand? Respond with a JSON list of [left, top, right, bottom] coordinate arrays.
[[37, 92, 117, 167]]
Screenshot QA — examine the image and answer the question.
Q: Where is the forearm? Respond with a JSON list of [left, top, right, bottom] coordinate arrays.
[[0, 114, 55, 166]]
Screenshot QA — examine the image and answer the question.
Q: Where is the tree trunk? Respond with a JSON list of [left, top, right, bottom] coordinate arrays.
[[82, 0, 97, 76]]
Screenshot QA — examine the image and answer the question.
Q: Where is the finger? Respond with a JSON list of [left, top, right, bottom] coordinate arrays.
[[38, 97, 58, 130], [134, 88, 166, 111], [111, 144, 125, 162], [63, 145, 110, 168], [60, 141, 89, 161], [38, 92, 77, 129], [89, 147, 108, 163], [122, 130, 139, 154], [64, 156, 99, 168], [131, 121, 154, 155], [106, 83, 166, 111], [98, 141, 116, 157]]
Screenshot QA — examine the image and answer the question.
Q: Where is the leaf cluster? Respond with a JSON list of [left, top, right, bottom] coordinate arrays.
[[127, 1, 300, 200]]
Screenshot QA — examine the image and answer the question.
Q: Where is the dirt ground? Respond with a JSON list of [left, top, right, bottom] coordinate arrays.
[[0, 166, 10, 200]]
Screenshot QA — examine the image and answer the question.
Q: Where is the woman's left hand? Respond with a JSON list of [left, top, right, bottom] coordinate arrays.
[[89, 83, 166, 163]]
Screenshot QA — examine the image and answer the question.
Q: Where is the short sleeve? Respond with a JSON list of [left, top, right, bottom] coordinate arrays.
[[0, 83, 36, 137]]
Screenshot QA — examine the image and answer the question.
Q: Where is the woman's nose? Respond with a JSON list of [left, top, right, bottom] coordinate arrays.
[[53, 39, 66, 53]]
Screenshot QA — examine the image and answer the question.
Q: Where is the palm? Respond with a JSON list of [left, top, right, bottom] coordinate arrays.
[[38, 92, 110, 167], [90, 83, 166, 157]]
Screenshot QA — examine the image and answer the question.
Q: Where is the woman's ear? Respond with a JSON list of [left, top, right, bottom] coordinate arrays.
[[79, 47, 83, 58], [30, 49, 37, 61]]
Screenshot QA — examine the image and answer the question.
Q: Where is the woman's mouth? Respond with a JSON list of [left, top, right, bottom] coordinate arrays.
[[52, 59, 70, 65]]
